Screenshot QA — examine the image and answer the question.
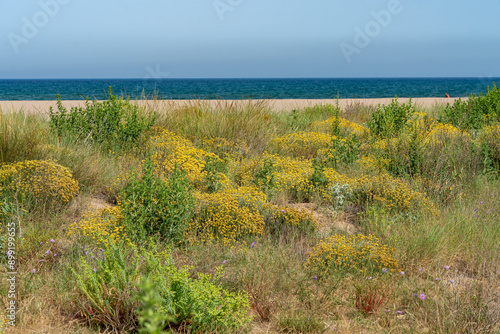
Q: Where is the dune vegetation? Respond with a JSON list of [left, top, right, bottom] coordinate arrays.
[[1, 84, 500, 333]]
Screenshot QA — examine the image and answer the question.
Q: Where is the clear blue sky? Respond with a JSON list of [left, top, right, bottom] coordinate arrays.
[[1, 0, 499, 79]]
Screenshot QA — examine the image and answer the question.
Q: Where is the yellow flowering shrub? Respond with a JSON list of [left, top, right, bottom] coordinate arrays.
[[0, 160, 79, 211], [424, 123, 472, 146], [269, 131, 334, 158], [235, 153, 314, 197], [68, 206, 129, 247], [190, 190, 265, 246], [311, 116, 370, 138], [262, 204, 318, 236], [356, 155, 391, 174], [306, 234, 398, 275], [317, 171, 435, 214], [351, 173, 436, 214], [150, 130, 225, 189]]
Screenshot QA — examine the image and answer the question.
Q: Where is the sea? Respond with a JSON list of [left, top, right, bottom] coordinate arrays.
[[0, 78, 499, 101]]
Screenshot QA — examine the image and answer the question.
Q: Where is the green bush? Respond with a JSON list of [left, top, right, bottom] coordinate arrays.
[[120, 159, 195, 244], [49, 87, 156, 149], [367, 98, 414, 138], [72, 240, 251, 333], [438, 82, 500, 130]]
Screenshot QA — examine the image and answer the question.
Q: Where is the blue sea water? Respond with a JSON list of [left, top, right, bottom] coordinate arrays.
[[0, 78, 499, 101]]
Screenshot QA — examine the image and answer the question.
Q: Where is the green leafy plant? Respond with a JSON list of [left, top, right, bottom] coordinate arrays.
[[253, 158, 275, 196], [49, 87, 156, 149], [438, 82, 500, 130], [135, 279, 174, 334], [72, 240, 252, 333], [120, 159, 195, 244], [367, 98, 414, 138]]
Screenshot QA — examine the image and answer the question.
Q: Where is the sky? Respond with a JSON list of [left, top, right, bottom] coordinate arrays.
[[1, 0, 499, 79]]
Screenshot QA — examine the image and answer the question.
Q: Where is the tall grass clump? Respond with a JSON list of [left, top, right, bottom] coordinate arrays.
[[157, 99, 277, 154], [0, 111, 48, 163]]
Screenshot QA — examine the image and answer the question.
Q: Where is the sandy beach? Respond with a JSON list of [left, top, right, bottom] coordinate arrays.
[[0, 97, 461, 115]]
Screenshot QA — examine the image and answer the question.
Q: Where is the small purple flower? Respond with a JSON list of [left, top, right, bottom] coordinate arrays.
[[368, 277, 373, 280], [449, 279, 455, 284], [31, 269, 36, 274], [50, 239, 55, 243], [384, 309, 389, 312], [140, 256, 143, 260], [90, 256, 94, 260], [40, 242, 44, 245], [80, 246, 84, 249], [382, 268, 388, 273], [99, 248, 103, 252], [251, 240, 256, 248], [419, 293, 426, 300], [85, 251, 89, 255], [53, 254, 57, 257], [414, 293, 418, 297], [45, 250, 50, 255], [480, 201, 483, 204], [312, 276, 318, 280], [419, 268, 423, 272], [435, 278, 439, 281], [280, 209, 285, 213], [396, 310, 403, 315], [400, 271, 405, 276], [474, 208, 477, 212], [93, 268, 96, 273], [444, 266, 450, 270], [222, 260, 227, 264], [39, 260, 45, 263], [6, 251, 12, 256]]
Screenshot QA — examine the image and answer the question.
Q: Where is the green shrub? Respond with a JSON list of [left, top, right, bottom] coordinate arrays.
[[49, 87, 156, 149], [367, 98, 414, 138], [72, 240, 251, 333], [438, 82, 500, 130], [120, 159, 195, 244]]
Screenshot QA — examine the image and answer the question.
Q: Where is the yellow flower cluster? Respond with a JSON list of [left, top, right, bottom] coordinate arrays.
[[269, 131, 335, 158], [355, 155, 391, 174], [68, 206, 129, 246], [190, 190, 265, 246], [306, 234, 398, 275], [0, 312, 6, 334], [235, 153, 314, 195], [263, 203, 318, 234], [311, 116, 370, 138], [0, 160, 79, 207], [318, 172, 435, 214], [424, 122, 471, 146], [150, 130, 225, 188]]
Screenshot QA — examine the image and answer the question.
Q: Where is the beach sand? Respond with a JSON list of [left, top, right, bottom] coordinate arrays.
[[0, 97, 460, 115]]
